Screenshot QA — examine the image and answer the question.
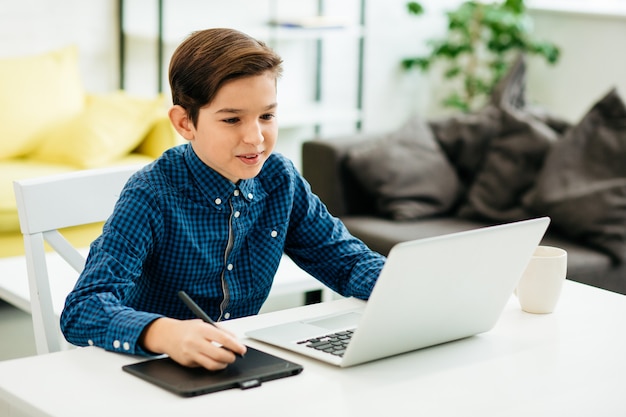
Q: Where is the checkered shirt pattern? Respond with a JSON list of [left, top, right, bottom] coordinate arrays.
[[60, 144, 385, 355]]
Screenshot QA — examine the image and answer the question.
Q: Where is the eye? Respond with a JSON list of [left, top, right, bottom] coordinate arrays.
[[222, 117, 240, 124], [260, 113, 275, 121]]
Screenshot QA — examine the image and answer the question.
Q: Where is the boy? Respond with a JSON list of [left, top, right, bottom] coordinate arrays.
[[60, 28, 385, 370]]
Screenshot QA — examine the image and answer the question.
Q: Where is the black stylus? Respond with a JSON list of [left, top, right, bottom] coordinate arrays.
[[177, 290, 244, 358]]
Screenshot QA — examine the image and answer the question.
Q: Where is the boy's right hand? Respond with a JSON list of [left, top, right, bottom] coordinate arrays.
[[139, 317, 247, 370]]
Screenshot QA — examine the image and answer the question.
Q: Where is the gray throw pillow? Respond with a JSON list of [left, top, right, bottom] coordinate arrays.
[[345, 114, 462, 220], [457, 105, 560, 221], [524, 88, 626, 263], [428, 54, 528, 189], [428, 104, 502, 188], [455, 54, 563, 221]]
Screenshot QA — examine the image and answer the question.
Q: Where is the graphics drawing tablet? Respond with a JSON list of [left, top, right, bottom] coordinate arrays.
[[122, 345, 303, 397]]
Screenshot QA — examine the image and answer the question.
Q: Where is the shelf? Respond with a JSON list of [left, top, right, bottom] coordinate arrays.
[[119, 0, 366, 138], [122, 23, 364, 46]]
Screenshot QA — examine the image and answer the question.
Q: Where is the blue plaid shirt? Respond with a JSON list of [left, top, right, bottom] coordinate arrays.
[[60, 144, 385, 355]]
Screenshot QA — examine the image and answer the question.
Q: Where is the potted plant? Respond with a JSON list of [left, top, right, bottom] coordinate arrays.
[[403, 0, 560, 112]]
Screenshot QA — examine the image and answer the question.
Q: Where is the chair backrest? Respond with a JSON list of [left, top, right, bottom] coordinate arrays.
[[13, 165, 142, 354]]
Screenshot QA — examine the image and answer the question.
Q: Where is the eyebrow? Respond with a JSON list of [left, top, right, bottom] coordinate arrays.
[[215, 103, 278, 114]]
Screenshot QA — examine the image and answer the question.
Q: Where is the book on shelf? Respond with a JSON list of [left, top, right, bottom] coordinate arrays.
[[268, 16, 349, 30]]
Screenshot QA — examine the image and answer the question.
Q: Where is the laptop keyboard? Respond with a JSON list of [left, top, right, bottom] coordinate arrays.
[[297, 329, 355, 357]]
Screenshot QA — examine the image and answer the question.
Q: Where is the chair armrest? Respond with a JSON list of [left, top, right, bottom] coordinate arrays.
[[302, 136, 379, 217]]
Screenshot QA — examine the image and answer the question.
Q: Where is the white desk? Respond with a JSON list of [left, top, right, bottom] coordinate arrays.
[[0, 280, 624, 417]]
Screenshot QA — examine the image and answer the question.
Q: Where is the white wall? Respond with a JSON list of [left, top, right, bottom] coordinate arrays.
[[527, 8, 626, 122], [364, 0, 480, 130], [0, 0, 118, 93]]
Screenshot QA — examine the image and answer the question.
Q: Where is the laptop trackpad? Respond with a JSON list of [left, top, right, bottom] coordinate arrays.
[[304, 312, 361, 330]]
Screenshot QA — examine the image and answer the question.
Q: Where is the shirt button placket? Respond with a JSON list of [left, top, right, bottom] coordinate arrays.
[[224, 263, 234, 321], [233, 190, 241, 219]]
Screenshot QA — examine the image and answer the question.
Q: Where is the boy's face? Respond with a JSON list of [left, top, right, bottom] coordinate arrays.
[[187, 73, 278, 183]]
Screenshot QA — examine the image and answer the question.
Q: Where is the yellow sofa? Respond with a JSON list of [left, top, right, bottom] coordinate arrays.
[[0, 46, 181, 257]]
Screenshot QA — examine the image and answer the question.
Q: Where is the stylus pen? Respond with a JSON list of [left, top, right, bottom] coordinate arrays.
[[177, 290, 244, 358]]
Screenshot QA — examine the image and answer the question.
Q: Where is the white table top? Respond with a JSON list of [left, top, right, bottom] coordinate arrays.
[[0, 280, 625, 417]]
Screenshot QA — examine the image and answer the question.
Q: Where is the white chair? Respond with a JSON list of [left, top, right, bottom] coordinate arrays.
[[9, 164, 337, 355], [12, 165, 142, 354]]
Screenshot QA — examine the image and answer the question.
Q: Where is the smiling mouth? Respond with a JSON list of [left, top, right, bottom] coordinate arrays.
[[237, 151, 264, 164]]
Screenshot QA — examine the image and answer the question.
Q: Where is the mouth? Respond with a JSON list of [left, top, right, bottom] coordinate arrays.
[[237, 151, 265, 165]]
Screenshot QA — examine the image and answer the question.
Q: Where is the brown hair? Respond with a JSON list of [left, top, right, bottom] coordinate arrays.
[[168, 28, 283, 127]]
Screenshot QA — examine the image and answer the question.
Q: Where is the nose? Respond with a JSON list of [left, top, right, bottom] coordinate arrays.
[[242, 120, 264, 145]]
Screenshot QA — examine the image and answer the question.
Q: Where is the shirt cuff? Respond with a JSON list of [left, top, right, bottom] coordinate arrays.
[[104, 310, 163, 356]]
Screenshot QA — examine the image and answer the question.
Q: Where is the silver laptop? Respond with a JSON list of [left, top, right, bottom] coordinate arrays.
[[246, 217, 550, 367]]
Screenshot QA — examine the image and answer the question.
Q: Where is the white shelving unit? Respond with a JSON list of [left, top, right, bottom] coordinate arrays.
[[118, 0, 366, 168]]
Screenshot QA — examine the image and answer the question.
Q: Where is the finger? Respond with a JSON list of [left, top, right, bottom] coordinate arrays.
[[203, 324, 247, 358], [170, 348, 233, 370], [220, 339, 247, 358], [196, 343, 239, 370], [192, 355, 229, 371], [210, 330, 247, 357]]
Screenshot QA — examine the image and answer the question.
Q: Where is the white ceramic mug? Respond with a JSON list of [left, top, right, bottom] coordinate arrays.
[[516, 246, 567, 314]]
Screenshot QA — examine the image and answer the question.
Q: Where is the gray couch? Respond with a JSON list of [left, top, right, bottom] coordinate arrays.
[[301, 56, 626, 295], [302, 114, 626, 295], [302, 56, 626, 294]]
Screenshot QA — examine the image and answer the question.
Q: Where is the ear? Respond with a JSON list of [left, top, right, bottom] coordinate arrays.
[[168, 105, 195, 141]]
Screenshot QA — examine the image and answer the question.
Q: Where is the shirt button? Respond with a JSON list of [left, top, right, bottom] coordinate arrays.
[[113, 340, 121, 349], [271, 230, 278, 238], [215, 198, 222, 205], [224, 312, 231, 319], [234, 211, 240, 218], [227, 264, 234, 271], [123, 342, 130, 351], [247, 193, 253, 199], [233, 190, 240, 196]]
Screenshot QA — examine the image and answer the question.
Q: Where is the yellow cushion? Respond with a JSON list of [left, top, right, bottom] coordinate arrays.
[[134, 116, 185, 159], [109, 153, 156, 166], [0, 159, 78, 233], [0, 46, 85, 159], [30, 91, 166, 168]]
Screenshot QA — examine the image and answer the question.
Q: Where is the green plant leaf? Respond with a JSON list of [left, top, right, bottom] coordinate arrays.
[[529, 42, 561, 64], [401, 57, 431, 71], [402, 0, 560, 112], [407, 2, 424, 16], [442, 93, 470, 113], [504, 0, 525, 14], [444, 66, 462, 79]]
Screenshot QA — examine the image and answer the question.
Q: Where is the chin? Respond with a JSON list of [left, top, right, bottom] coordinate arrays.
[[238, 166, 264, 181]]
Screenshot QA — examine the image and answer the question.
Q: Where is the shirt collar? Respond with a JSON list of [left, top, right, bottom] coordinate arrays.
[[183, 144, 261, 209]]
